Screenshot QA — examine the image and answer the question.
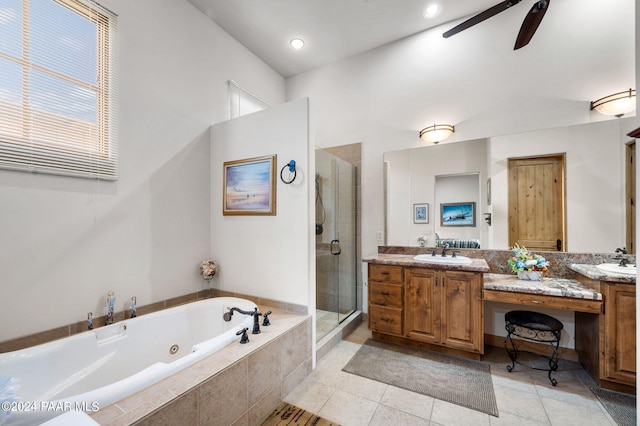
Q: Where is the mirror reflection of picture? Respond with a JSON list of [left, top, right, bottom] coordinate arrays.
[[413, 203, 429, 224], [441, 202, 476, 227]]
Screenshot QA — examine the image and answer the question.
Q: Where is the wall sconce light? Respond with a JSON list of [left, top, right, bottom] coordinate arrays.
[[590, 88, 636, 117], [419, 124, 454, 144]]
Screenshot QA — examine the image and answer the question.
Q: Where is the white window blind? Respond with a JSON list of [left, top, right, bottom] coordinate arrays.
[[0, 0, 118, 180], [228, 80, 269, 119]]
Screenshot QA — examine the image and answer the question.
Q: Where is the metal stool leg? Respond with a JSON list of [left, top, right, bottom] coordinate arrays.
[[504, 322, 517, 373]]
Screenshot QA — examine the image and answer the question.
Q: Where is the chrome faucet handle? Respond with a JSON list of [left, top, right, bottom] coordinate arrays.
[[452, 250, 460, 258]]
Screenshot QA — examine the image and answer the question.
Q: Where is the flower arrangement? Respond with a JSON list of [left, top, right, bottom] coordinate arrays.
[[507, 244, 549, 275]]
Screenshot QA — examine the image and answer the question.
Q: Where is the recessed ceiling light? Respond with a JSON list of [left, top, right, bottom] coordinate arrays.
[[424, 4, 441, 18], [290, 38, 305, 50]]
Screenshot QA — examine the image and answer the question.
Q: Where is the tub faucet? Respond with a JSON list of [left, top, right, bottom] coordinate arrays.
[[262, 311, 272, 326], [224, 307, 263, 334], [236, 327, 249, 344]]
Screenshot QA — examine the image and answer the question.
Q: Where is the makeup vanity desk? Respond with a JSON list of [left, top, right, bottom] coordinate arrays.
[[483, 273, 603, 313]]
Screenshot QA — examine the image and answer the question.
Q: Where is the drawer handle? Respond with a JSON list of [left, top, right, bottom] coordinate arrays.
[[531, 300, 544, 304], [380, 272, 390, 275], [381, 291, 390, 296]]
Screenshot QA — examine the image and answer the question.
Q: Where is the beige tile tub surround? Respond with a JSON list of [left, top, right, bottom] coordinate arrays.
[[90, 307, 312, 426]]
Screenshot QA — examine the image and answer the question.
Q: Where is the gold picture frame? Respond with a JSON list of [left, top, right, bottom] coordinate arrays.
[[223, 155, 276, 216]]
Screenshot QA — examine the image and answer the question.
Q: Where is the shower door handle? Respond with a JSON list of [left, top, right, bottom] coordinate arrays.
[[330, 239, 342, 255]]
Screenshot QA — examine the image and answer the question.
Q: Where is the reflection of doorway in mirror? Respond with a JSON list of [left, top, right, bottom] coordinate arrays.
[[508, 155, 566, 251], [626, 141, 635, 254]]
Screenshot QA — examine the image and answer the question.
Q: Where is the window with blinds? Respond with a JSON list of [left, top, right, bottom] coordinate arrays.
[[0, 0, 118, 180]]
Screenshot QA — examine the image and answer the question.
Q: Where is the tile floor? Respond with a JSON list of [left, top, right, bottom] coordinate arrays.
[[283, 321, 621, 426]]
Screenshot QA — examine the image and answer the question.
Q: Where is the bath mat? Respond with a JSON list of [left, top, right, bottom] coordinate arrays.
[[260, 401, 340, 426], [591, 387, 636, 426], [342, 339, 499, 417]]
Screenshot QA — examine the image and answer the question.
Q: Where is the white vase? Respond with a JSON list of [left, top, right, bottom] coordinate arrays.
[[517, 271, 543, 281]]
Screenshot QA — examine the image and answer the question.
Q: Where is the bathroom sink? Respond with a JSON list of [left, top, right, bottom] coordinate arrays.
[[413, 254, 473, 264], [596, 263, 637, 275]]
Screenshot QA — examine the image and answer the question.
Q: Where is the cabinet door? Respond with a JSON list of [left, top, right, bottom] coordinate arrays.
[[603, 283, 636, 384], [440, 270, 483, 353], [405, 268, 440, 344]]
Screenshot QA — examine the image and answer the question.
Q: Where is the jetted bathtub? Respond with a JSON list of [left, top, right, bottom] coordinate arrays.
[[0, 297, 257, 426]]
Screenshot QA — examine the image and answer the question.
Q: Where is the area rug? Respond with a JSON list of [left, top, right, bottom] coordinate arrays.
[[591, 387, 636, 426], [260, 401, 340, 426], [342, 339, 499, 417]]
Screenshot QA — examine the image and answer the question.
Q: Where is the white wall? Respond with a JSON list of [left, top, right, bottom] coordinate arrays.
[[0, 0, 285, 341], [209, 98, 311, 308]]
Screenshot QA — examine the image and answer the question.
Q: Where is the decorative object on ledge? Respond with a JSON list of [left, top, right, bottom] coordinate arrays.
[[223, 155, 276, 216], [507, 244, 549, 281], [590, 88, 636, 117], [416, 235, 427, 247], [419, 124, 454, 144], [200, 260, 217, 281]]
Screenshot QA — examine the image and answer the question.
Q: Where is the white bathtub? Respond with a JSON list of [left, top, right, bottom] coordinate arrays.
[[0, 297, 257, 426]]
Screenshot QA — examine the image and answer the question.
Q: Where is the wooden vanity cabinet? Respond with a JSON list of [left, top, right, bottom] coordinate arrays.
[[602, 282, 636, 386], [368, 264, 404, 336], [405, 267, 484, 354], [367, 262, 484, 356], [576, 278, 636, 392]]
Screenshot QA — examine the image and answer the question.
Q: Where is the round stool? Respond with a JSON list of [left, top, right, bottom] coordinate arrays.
[[504, 310, 563, 386]]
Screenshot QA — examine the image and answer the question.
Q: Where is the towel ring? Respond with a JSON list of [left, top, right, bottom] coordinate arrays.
[[280, 160, 297, 184]]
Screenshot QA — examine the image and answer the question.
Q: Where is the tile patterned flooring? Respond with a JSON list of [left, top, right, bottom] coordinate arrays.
[[283, 321, 621, 426]]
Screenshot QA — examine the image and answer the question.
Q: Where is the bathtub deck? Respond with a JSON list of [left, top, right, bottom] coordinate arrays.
[[88, 305, 311, 426]]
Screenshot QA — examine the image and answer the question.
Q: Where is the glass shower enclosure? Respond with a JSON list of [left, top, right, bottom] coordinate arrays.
[[315, 148, 357, 342]]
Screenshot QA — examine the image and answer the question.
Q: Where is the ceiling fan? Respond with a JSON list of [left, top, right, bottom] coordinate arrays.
[[443, 0, 550, 50]]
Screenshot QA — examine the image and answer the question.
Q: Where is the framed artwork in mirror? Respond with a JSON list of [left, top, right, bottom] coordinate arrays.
[[223, 155, 276, 215], [413, 203, 429, 223], [440, 202, 476, 227]]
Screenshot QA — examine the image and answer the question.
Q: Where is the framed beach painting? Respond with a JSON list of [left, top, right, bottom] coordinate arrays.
[[413, 203, 429, 224], [440, 202, 476, 227], [223, 155, 276, 215]]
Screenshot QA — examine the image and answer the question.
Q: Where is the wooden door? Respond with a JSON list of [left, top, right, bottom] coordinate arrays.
[[440, 270, 483, 353], [508, 155, 566, 251], [603, 283, 636, 385], [405, 268, 440, 344], [626, 142, 635, 254]]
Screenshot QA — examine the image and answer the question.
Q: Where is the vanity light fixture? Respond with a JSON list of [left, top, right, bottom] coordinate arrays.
[[419, 124, 454, 144], [590, 88, 636, 117], [290, 38, 305, 50]]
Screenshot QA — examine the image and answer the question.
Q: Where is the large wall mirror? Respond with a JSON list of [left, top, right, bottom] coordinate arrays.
[[384, 118, 634, 253]]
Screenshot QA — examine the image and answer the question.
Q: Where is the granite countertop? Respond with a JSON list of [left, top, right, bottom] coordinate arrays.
[[484, 273, 603, 300], [363, 253, 490, 273], [569, 264, 636, 284]]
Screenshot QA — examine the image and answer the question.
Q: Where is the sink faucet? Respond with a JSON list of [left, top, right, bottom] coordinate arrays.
[[441, 244, 449, 257], [618, 258, 631, 267], [616, 247, 628, 255], [224, 307, 262, 334]]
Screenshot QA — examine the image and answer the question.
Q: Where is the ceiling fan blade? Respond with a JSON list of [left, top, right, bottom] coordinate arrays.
[[514, 0, 550, 49], [443, 0, 523, 39]]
